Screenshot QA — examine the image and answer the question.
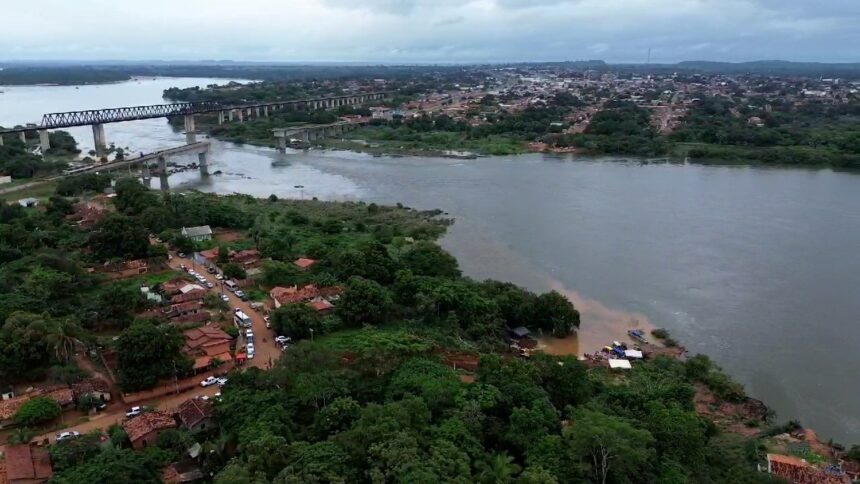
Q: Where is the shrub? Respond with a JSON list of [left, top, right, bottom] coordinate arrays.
[[14, 396, 62, 427]]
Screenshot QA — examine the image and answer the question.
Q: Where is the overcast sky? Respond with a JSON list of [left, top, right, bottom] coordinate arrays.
[[1, 0, 858, 63]]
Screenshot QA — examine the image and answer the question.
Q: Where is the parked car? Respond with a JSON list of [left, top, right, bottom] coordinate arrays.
[[220, 294, 229, 302], [235, 290, 247, 300], [217, 377, 228, 387], [245, 330, 254, 342], [178, 252, 186, 258], [265, 316, 271, 329], [215, 274, 223, 280], [200, 376, 218, 387], [274, 335, 291, 345], [56, 431, 81, 442], [246, 343, 256, 359], [249, 302, 263, 310], [126, 406, 143, 418], [206, 281, 215, 288]]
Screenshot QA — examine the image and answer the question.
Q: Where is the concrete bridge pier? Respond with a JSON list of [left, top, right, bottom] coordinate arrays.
[[0, 135, 4, 146], [39, 130, 51, 153], [228, 110, 234, 122], [158, 156, 169, 191], [263, 106, 269, 117], [198, 152, 209, 176], [275, 133, 287, 152], [217, 111, 225, 125], [237, 109, 244, 122], [255, 107, 261, 118], [142, 162, 152, 188], [184, 115, 196, 144], [19, 132, 27, 144], [92, 123, 107, 156], [301, 130, 309, 144]]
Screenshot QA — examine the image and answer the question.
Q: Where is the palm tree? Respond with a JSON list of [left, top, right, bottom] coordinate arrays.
[[45, 318, 85, 364], [477, 452, 521, 484]]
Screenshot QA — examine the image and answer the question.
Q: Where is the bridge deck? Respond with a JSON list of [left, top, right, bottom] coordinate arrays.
[[71, 141, 210, 174], [0, 92, 390, 133]]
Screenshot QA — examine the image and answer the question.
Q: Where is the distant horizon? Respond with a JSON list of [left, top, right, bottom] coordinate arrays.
[[2, 58, 859, 67]]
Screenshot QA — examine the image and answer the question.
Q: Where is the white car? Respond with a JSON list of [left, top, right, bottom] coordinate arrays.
[[220, 294, 229, 302], [200, 376, 218, 387], [217, 377, 228, 387], [274, 335, 291, 345], [125, 406, 143, 418], [56, 431, 80, 442], [246, 343, 255, 358], [215, 274, 223, 280], [206, 281, 215, 288], [245, 329, 254, 340]]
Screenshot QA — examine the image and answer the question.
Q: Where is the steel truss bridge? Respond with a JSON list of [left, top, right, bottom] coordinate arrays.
[[0, 92, 390, 134]]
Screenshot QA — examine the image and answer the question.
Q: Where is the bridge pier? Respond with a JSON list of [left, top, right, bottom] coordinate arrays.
[[198, 152, 209, 176], [218, 111, 225, 125], [184, 115, 196, 144], [158, 156, 169, 191], [0, 135, 4, 146], [275, 133, 287, 152], [18, 132, 26, 144], [39, 130, 51, 154], [237, 109, 244, 122], [228, 110, 234, 122], [255, 107, 261, 118], [92, 123, 106, 156], [263, 106, 269, 117]]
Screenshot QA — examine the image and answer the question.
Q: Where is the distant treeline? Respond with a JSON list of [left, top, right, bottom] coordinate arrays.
[[5, 60, 860, 86]]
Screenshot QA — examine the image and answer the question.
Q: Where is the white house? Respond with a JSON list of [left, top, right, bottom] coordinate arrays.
[[181, 225, 213, 242]]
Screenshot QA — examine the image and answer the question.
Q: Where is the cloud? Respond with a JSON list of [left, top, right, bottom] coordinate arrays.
[[0, 0, 857, 62]]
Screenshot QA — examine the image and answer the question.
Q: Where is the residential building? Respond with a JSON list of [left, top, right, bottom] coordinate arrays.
[[230, 249, 261, 268], [182, 326, 233, 372], [1, 445, 53, 484], [766, 453, 851, 484], [181, 225, 213, 242], [292, 257, 317, 271], [71, 377, 112, 403], [175, 398, 214, 433], [122, 411, 177, 450], [0, 387, 74, 429]]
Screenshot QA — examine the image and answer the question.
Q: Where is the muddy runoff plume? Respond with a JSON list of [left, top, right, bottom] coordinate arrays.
[[439, 223, 653, 356]]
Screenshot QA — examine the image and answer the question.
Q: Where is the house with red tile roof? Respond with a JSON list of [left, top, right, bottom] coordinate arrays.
[[292, 257, 317, 270], [122, 410, 177, 450], [71, 377, 112, 403], [182, 327, 233, 372], [0, 387, 74, 429], [269, 284, 320, 308], [168, 301, 203, 320], [175, 398, 214, 433], [230, 249, 261, 268], [1, 445, 53, 484], [170, 289, 208, 304]]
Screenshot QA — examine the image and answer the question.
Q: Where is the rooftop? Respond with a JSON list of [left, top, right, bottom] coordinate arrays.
[[175, 398, 214, 429], [122, 410, 177, 442], [181, 225, 212, 238], [3, 445, 53, 482]]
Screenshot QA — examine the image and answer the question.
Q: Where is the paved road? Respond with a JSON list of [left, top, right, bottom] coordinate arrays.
[[168, 254, 283, 370]]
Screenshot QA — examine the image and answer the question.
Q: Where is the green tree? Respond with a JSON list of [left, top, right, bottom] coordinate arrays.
[[89, 213, 150, 260], [477, 452, 522, 484], [530, 291, 580, 337], [14, 396, 62, 427], [564, 408, 656, 484], [337, 276, 393, 326], [223, 262, 247, 280], [44, 318, 85, 364], [271, 303, 321, 340], [400, 241, 461, 277], [115, 320, 190, 392]]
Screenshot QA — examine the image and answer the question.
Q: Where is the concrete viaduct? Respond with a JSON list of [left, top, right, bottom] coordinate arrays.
[[272, 119, 370, 151], [0, 92, 389, 163]]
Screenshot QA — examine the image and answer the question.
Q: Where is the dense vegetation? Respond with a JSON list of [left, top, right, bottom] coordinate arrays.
[[566, 101, 669, 156], [672, 96, 860, 168], [5, 177, 855, 481], [0, 132, 77, 178]]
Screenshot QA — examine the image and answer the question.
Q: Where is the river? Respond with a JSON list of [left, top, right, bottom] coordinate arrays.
[[2, 78, 858, 444]]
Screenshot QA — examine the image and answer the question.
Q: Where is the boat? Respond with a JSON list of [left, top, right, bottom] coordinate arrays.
[[627, 329, 648, 344]]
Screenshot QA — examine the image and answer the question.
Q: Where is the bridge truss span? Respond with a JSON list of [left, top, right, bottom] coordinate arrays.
[[38, 102, 219, 129]]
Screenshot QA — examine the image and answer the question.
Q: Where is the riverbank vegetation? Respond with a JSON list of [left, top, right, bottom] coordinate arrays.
[[5, 179, 853, 481], [671, 95, 860, 168], [0, 130, 79, 179]]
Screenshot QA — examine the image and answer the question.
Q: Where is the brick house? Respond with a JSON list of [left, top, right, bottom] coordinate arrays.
[[1, 445, 53, 483], [175, 398, 214, 433], [122, 411, 177, 450]]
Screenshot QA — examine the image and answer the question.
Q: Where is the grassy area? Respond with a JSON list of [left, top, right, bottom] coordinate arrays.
[[321, 126, 526, 156], [1, 179, 58, 201]]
